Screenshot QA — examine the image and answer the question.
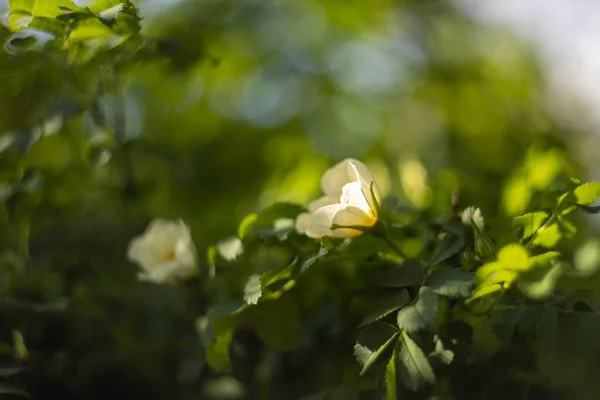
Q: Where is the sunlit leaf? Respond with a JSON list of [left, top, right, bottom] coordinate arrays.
[[429, 335, 454, 365], [497, 244, 529, 271], [357, 332, 399, 377], [354, 322, 398, 376], [574, 182, 600, 206], [476, 261, 508, 283], [238, 213, 258, 240], [503, 177, 531, 217], [532, 222, 562, 248], [513, 211, 549, 239], [385, 352, 398, 400], [243, 274, 261, 305], [396, 331, 435, 391], [9, 0, 82, 18], [427, 268, 475, 298], [217, 237, 243, 261], [396, 287, 438, 332], [467, 283, 504, 303]]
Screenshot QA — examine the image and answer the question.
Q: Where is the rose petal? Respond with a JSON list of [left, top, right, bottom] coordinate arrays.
[[305, 204, 345, 238], [321, 159, 355, 197], [340, 181, 371, 214], [348, 160, 381, 215], [307, 196, 338, 213], [295, 212, 313, 234], [331, 205, 377, 238]]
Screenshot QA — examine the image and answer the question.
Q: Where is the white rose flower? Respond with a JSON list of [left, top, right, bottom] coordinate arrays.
[[127, 218, 197, 284], [296, 158, 381, 238], [461, 206, 484, 230]]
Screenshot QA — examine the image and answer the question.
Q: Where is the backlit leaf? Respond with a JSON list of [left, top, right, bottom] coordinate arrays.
[[574, 182, 600, 206]]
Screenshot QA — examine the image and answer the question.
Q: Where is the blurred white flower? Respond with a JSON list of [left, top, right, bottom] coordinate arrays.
[[127, 219, 197, 284], [296, 158, 380, 238], [461, 206, 484, 230]]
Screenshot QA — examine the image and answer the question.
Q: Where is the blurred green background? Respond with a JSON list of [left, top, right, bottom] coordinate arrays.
[[0, 0, 597, 399]]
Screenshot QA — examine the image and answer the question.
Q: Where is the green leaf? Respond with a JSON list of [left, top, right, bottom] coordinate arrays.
[[207, 245, 218, 270], [9, 0, 81, 18], [259, 267, 292, 291], [23, 134, 71, 171], [467, 283, 504, 303], [574, 239, 600, 276], [396, 331, 435, 391], [202, 377, 246, 399], [238, 213, 258, 240], [354, 322, 399, 376], [12, 330, 26, 361], [515, 307, 540, 336], [574, 182, 600, 205], [0, 367, 23, 377], [518, 262, 563, 300], [217, 237, 243, 262], [385, 351, 399, 400], [373, 259, 424, 288], [531, 222, 562, 248], [497, 244, 529, 270], [513, 212, 550, 239], [301, 246, 328, 273], [396, 287, 438, 332], [429, 335, 454, 365], [205, 331, 234, 373], [243, 274, 261, 305], [427, 268, 475, 298], [494, 307, 527, 341], [0, 385, 29, 397], [96, 3, 125, 20], [359, 290, 410, 327], [536, 307, 558, 351], [358, 332, 399, 377], [528, 251, 560, 268], [249, 295, 300, 351], [426, 233, 465, 268], [254, 202, 305, 230], [199, 301, 246, 372], [68, 18, 113, 41]]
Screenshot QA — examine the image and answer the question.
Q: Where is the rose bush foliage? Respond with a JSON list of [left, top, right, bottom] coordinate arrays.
[[2, 1, 600, 400]]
